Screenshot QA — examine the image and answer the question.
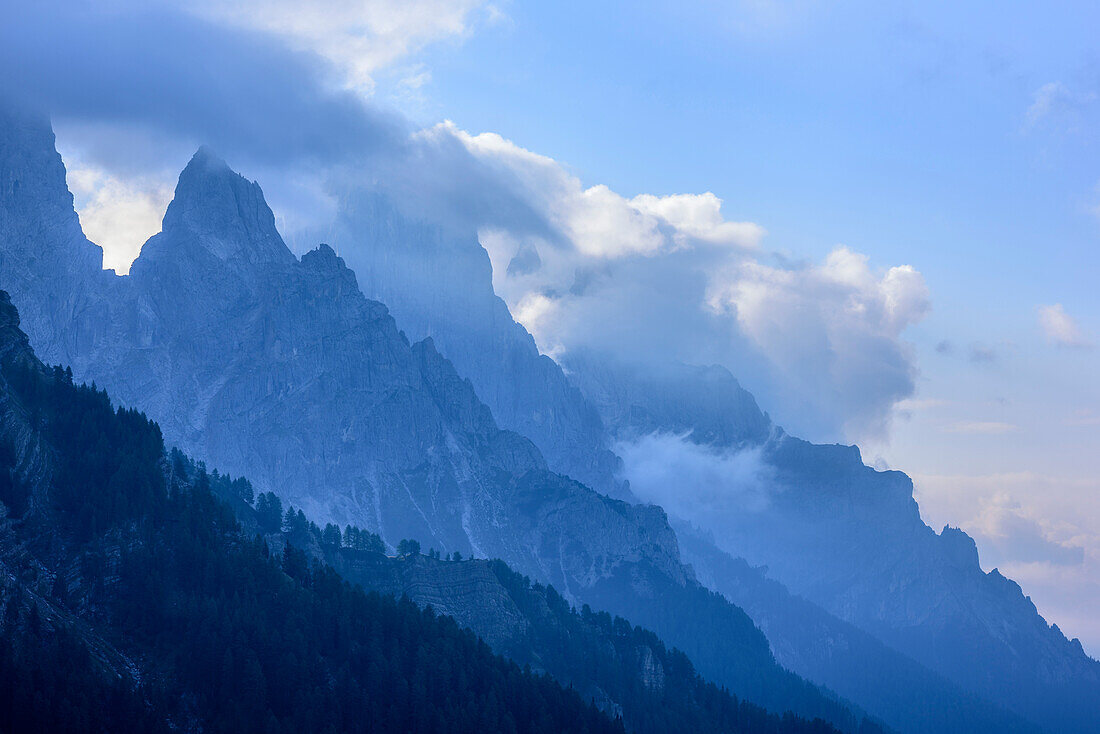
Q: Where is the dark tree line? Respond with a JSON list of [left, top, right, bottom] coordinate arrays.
[[0, 342, 887, 734], [489, 561, 870, 734], [0, 359, 621, 734]]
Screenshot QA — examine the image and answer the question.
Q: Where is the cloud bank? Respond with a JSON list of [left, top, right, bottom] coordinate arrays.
[[0, 0, 930, 442], [466, 128, 929, 440], [186, 0, 496, 93]]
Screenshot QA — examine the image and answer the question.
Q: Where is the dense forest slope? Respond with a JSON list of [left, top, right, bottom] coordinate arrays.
[[0, 290, 621, 734], [215, 474, 866, 734], [0, 288, 854, 734]]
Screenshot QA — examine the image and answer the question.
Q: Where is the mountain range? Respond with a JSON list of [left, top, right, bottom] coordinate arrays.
[[1, 101, 1098, 733], [0, 285, 859, 733]]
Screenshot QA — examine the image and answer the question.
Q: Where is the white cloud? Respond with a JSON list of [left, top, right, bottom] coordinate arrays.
[[706, 247, 930, 438], [425, 123, 929, 441], [186, 0, 497, 93], [48, 64, 929, 444], [1024, 81, 1097, 132], [1038, 303, 1092, 348], [616, 433, 775, 524], [437, 123, 763, 259], [631, 192, 765, 249], [66, 165, 173, 274]]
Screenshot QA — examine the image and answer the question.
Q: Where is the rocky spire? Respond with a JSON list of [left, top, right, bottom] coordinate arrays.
[[139, 146, 295, 271], [0, 101, 104, 276], [0, 102, 108, 368]]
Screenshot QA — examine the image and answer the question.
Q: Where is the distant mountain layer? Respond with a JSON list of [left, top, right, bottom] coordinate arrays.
[[321, 146, 1100, 733], [563, 353, 1100, 734], [0, 105, 879, 731]]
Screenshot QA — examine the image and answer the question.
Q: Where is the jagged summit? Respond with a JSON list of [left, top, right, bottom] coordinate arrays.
[[4, 108, 1099, 734], [0, 103, 103, 273], [188, 144, 228, 170], [301, 242, 342, 268], [140, 145, 296, 270], [0, 105, 107, 368]]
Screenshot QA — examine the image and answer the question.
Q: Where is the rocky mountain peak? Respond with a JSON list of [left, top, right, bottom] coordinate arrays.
[[150, 146, 295, 269], [0, 102, 103, 273], [300, 242, 345, 273]]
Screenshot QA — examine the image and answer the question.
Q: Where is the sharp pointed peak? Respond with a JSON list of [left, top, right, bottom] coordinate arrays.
[[141, 147, 296, 269], [186, 144, 230, 171], [178, 145, 239, 185]]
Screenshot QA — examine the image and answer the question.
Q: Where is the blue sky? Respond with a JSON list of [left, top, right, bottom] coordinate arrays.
[[3, 0, 1098, 653]]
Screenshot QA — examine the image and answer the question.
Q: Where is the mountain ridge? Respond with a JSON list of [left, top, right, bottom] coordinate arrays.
[[0, 108, 883, 732], [0, 104, 1079, 733]]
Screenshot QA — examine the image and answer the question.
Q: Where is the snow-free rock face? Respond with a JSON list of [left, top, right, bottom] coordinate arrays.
[[332, 193, 624, 498], [0, 104, 111, 370], [565, 352, 1100, 734], [148, 146, 296, 271], [562, 352, 774, 448], [4, 139, 682, 595], [675, 523, 1041, 734], [3, 108, 1093, 733]]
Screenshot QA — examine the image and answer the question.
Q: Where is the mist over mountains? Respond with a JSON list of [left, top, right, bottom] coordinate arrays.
[[1, 101, 1099, 734]]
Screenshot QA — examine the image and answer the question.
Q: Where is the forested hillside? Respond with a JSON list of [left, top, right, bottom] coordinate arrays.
[[0, 289, 853, 734], [0, 291, 616, 734], [204, 473, 872, 734]]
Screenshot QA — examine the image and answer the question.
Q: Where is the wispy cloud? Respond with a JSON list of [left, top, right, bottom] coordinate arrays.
[[1024, 81, 1097, 132], [184, 0, 498, 93], [894, 397, 949, 412], [1038, 303, 1092, 348], [967, 343, 998, 364]]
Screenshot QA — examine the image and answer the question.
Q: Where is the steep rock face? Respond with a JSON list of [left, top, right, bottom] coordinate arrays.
[[567, 353, 1100, 734], [676, 524, 1040, 734], [0, 120, 880, 731], [0, 291, 54, 519], [0, 104, 112, 370], [45, 147, 682, 595], [148, 145, 296, 270], [0, 305, 629, 734], [563, 352, 773, 449], [332, 194, 623, 497]]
